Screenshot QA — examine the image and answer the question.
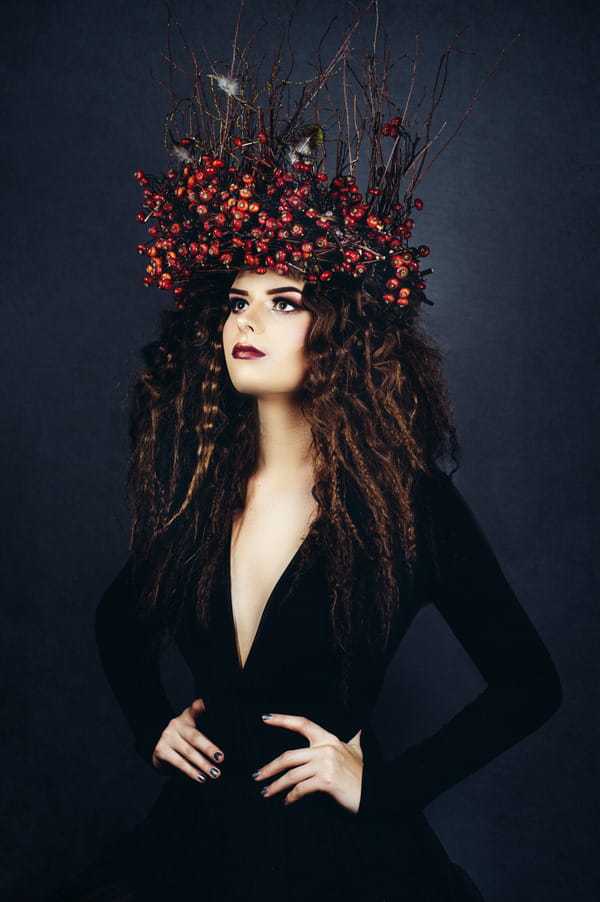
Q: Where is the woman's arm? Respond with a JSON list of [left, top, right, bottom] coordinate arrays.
[[95, 557, 176, 769], [357, 471, 562, 821]]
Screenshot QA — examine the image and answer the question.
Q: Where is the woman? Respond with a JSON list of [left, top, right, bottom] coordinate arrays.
[[48, 9, 561, 901], [47, 263, 562, 902]]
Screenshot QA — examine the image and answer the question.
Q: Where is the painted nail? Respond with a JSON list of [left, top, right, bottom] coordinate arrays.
[[261, 713, 272, 720], [251, 770, 261, 779], [210, 767, 220, 777], [260, 786, 269, 796], [197, 773, 207, 782], [213, 752, 223, 761]]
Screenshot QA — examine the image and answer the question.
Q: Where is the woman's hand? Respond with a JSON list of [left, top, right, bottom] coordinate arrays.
[[151, 697, 225, 784], [252, 713, 364, 814]]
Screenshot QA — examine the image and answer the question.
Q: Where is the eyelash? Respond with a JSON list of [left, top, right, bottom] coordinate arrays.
[[227, 296, 303, 313]]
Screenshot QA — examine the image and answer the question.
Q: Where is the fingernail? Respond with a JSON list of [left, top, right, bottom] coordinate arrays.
[[197, 773, 206, 783], [251, 770, 261, 779], [260, 786, 269, 796], [213, 752, 223, 761], [210, 767, 220, 777], [261, 713, 272, 720]]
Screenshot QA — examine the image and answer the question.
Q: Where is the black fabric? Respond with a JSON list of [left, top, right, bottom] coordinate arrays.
[[47, 470, 561, 901]]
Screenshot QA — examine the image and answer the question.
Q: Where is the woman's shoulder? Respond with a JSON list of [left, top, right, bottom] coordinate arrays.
[[412, 464, 463, 516], [411, 465, 488, 552]]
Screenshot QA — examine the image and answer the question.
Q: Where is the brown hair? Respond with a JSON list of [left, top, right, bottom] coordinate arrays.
[[126, 271, 458, 699]]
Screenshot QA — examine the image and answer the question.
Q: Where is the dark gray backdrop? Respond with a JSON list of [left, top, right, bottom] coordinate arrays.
[[1, 0, 598, 899]]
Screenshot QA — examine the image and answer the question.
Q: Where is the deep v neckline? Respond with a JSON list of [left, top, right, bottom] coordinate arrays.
[[226, 530, 310, 674]]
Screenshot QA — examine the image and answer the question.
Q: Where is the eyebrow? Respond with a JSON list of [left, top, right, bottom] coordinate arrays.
[[228, 286, 304, 296]]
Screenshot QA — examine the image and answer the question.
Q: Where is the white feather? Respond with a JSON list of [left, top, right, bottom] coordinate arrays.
[[293, 136, 313, 157], [208, 73, 241, 99], [172, 143, 195, 164]]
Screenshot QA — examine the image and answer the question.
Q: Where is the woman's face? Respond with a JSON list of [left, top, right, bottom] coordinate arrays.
[[222, 268, 311, 398]]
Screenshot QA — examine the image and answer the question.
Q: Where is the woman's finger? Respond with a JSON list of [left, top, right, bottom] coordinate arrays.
[[258, 762, 316, 800], [282, 774, 322, 806], [252, 746, 310, 781], [260, 712, 333, 744], [180, 724, 224, 766], [188, 697, 207, 718], [154, 744, 213, 784], [170, 733, 222, 779]]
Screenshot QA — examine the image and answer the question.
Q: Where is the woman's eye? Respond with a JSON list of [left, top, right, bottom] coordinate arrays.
[[228, 297, 247, 312], [272, 297, 301, 312]]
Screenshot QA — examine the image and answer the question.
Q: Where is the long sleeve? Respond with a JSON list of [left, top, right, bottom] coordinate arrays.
[[357, 471, 562, 821], [95, 557, 175, 768]]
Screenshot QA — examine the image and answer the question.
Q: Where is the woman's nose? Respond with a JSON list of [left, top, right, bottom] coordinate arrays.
[[237, 304, 263, 333]]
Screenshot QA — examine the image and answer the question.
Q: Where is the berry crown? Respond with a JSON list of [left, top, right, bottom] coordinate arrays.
[[135, 2, 515, 314], [135, 150, 431, 310]]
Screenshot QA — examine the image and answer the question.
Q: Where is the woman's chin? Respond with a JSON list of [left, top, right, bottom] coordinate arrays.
[[229, 381, 305, 401]]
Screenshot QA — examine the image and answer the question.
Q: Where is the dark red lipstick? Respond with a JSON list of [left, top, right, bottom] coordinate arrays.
[[232, 343, 266, 359]]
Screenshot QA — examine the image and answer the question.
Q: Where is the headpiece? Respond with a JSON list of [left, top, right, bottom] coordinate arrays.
[[135, 2, 515, 315]]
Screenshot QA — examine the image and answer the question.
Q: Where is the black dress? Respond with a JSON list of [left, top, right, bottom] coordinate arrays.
[[47, 470, 562, 901]]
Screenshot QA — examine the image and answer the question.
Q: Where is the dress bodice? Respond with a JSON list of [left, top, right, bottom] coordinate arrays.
[[95, 469, 562, 823]]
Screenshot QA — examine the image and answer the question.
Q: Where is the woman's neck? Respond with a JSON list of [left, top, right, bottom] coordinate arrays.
[[255, 396, 314, 477]]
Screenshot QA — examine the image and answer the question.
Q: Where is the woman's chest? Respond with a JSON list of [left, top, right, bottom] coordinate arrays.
[[229, 482, 318, 670], [175, 531, 419, 699]]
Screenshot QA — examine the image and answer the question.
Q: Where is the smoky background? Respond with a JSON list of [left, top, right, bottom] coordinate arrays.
[[1, 1, 597, 899]]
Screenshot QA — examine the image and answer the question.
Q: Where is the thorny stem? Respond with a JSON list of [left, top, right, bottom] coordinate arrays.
[[156, 0, 518, 218], [414, 32, 520, 191]]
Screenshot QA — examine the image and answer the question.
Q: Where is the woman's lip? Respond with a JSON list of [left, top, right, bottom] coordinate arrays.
[[232, 344, 266, 358]]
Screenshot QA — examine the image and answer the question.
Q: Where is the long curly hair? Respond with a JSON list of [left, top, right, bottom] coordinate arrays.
[[126, 270, 458, 700]]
